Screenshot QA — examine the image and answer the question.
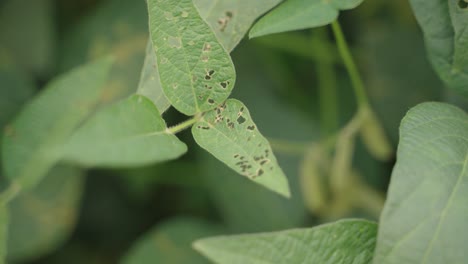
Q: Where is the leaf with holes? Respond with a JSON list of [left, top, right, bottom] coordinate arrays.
[[0, 205, 8, 264], [373, 102, 468, 264], [63, 95, 187, 168], [137, 41, 171, 113], [249, 0, 364, 38], [193, 0, 282, 52], [1, 57, 113, 190], [409, 0, 468, 96], [192, 99, 290, 197], [194, 219, 378, 264], [148, 0, 236, 115]]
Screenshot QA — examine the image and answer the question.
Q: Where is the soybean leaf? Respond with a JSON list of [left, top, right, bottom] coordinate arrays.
[[249, 0, 364, 38], [409, 0, 468, 96], [147, 0, 236, 115], [7, 165, 84, 263], [194, 219, 377, 264], [63, 95, 187, 168], [2, 57, 112, 189], [373, 103, 468, 264], [193, 0, 282, 52], [192, 99, 290, 197], [137, 41, 171, 113], [0, 206, 8, 264], [122, 218, 222, 264]]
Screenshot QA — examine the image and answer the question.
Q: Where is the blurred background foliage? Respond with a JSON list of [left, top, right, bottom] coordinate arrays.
[[0, 0, 463, 263]]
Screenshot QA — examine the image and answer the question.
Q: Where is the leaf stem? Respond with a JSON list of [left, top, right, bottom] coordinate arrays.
[[0, 181, 21, 206], [331, 20, 369, 109], [167, 115, 201, 134]]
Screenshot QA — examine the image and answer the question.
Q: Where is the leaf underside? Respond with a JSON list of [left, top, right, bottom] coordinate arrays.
[[194, 219, 377, 264], [373, 102, 468, 264], [409, 0, 468, 96], [192, 99, 290, 197], [249, 0, 364, 38], [63, 95, 187, 168], [147, 0, 236, 115]]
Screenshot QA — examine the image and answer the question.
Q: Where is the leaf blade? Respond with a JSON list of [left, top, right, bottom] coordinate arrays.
[[192, 99, 290, 197], [249, 0, 364, 38], [373, 102, 468, 264], [148, 0, 236, 115], [63, 95, 187, 167], [194, 219, 377, 264], [1, 57, 113, 189]]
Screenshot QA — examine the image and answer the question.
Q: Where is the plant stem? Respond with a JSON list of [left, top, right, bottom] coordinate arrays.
[[331, 20, 369, 109], [167, 115, 200, 134], [313, 28, 339, 136], [0, 181, 21, 206]]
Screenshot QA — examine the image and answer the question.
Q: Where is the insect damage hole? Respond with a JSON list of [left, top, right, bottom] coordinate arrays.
[[203, 43, 212, 52], [217, 11, 234, 32], [205, 70, 215, 80], [237, 115, 246, 124]]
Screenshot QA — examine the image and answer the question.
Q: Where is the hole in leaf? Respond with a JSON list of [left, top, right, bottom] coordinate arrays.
[[247, 125, 255, 131], [208, 99, 215, 104], [237, 116, 246, 124]]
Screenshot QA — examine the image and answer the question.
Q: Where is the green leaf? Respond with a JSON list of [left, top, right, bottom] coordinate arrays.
[[122, 218, 222, 264], [409, 0, 468, 96], [147, 0, 236, 115], [373, 102, 468, 264], [0, 206, 8, 264], [2, 57, 113, 189], [193, 0, 282, 52], [249, 0, 364, 38], [137, 41, 171, 113], [7, 165, 84, 263], [63, 94, 187, 167], [194, 219, 378, 264], [192, 99, 290, 197]]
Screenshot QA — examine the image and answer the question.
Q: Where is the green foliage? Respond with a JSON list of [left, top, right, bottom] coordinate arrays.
[[63, 95, 187, 167], [193, 99, 290, 197], [123, 218, 222, 264], [1, 0, 468, 263], [137, 41, 171, 113], [2, 57, 112, 189], [193, 0, 282, 51], [194, 219, 377, 264], [147, 0, 236, 115], [7, 165, 84, 263], [409, 0, 468, 96], [249, 0, 364, 38], [373, 102, 468, 264]]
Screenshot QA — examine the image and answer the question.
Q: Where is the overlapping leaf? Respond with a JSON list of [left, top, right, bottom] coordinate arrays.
[[192, 99, 290, 197], [63, 95, 187, 167], [249, 0, 364, 38], [147, 0, 236, 115], [373, 102, 468, 263], [194, 219, 377, 264], [409, 0, 468, 96], [194, 0, 282, 52], [1, 57, 112, 189], [137, 41, 171, 113]]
